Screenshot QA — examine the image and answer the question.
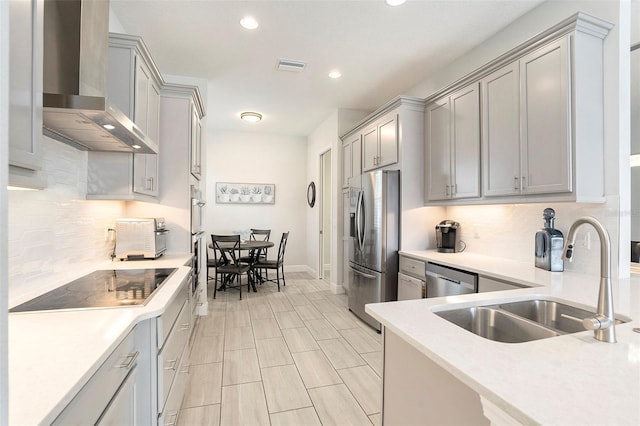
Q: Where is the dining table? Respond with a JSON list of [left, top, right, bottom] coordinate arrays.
[[209, 240, 275, 292]]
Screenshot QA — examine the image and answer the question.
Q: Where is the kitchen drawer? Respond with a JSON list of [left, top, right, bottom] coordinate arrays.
[[399, 256, 426, 280], [158, 346, 190, 426], [158, 299, 190, 411], [53, 327, 139, 425], [157, 275, 189, 348], [398, 273, 425, 301]]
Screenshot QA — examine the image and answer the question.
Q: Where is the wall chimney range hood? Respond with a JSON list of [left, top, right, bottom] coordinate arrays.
[[42, 0, 158, 154]]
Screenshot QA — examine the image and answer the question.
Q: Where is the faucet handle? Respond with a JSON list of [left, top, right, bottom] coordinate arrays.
[[583, 315, 613, 331]]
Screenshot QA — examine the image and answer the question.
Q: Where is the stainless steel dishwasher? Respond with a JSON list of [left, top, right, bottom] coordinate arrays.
[[425, 262, 478, 297]]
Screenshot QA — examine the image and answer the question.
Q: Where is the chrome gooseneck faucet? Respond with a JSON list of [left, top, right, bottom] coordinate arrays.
[[563, 217, 616, 343]]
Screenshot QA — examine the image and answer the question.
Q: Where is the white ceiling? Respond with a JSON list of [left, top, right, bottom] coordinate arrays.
[[110, 0, 543, 137]]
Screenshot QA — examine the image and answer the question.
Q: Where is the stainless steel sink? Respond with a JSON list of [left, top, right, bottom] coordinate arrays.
[[436, 306, 560, 343], [497, 299, 626, 334], [434, 298, 630, 343]]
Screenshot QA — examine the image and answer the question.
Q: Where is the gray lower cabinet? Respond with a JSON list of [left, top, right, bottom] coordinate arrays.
[[53, 273, 193, 425], [52, 323, 151, 425], [156, 274, 193, 425]]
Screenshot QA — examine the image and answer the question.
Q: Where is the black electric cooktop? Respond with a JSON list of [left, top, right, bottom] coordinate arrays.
[[9, 268, 177, 313]]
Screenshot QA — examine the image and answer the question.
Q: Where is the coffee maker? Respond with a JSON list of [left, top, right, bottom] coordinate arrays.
[[436, 220, 460, 253]]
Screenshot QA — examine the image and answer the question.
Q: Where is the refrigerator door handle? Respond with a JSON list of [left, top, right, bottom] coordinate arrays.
[[358, 191, 366, 250], [354, 192, 360, 250], [350, 266, 376, 280]]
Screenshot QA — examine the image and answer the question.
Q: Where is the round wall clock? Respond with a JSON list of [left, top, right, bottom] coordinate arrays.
[[307, 182, 316, 207]]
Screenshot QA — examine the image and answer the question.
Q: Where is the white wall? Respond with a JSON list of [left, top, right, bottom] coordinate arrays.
[[206, 130, 307, 267], [306, 112, 338, 280], [406, 1, 630, 278]]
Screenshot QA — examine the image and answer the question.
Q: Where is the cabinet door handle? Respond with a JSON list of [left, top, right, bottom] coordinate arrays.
[[164, 412, 179, 426], [514, 176, 519, 190], [180, 363, 190, 374], [116, 351, 139, 370], [164, 359, 178, 370], [180, 323, 190, 332], [521, 176, 527, 189], [453, 184, 457, 196], [445, 185, 450, 196]]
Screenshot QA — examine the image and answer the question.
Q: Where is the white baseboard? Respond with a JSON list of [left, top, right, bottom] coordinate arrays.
[[198, 301, 208, 316], [284, 264, 314, 274], [330, 282, 345, 295]]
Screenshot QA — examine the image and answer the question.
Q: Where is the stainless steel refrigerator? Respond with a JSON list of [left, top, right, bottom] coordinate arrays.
[[348, 170, 399, 332]]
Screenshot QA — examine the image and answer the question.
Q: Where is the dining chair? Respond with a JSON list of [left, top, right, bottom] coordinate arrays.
[[242, 228, 271, 282], [254, 232, 289, 291], [211, 234, 251, 300]]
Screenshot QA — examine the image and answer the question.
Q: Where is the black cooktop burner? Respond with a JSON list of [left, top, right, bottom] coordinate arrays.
[[9, 268, 177, 313]]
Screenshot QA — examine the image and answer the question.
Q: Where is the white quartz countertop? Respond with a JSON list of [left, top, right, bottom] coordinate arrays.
[[367, 250, 640, 425], [8, 254, 193, 425]]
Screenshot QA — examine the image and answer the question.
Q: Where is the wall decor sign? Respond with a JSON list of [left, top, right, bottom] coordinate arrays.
[[216, 182, 275, 204]]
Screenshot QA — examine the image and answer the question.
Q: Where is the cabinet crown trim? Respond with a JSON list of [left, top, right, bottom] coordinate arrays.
[[160, 83, 206, 118], [109, 32, 164, 87], [341, 96, 424, 140], [423, 12, 612, 105]]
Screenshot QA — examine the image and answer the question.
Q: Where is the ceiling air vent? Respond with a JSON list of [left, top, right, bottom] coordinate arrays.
[[276, 58, 307, 72]]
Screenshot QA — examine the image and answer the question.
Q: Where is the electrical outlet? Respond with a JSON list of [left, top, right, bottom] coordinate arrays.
[[580, 231, 591, 250]]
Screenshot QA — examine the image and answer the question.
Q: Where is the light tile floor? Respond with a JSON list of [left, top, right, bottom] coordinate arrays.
[[179, 272, 382, 426]]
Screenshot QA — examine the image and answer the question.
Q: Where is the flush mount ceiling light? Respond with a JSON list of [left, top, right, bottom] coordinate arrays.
[[102, 124, 116, 130], [240, 16, 259, 30], [131, 144, 142, 149], [385, 0, 406, 5], [328, 70, 342, 79], [241, 112, 262, 123]]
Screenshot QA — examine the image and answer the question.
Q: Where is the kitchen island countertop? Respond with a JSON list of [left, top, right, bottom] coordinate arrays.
[[8, 254, 193, 425], [367, 250, 640, 425]]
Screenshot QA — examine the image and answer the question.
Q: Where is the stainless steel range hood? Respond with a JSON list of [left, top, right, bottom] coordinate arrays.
[[42, 0, 157, 154]]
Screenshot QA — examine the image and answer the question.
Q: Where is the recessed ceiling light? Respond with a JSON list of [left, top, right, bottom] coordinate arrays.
[[103, 124, 116, 130], [132, 144, 141, 149], [240, 16, 259, 30], [385, 0, 406, 5], [328, 70, 342, 79], [241, 112, 262, 123]]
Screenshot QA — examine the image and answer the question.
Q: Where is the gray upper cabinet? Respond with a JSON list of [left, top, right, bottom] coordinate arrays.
[[519, 37, 571, 195], [481, 62, 521, 197], [362, 113, 398, 172], [342, 134, 361, 188], [428, 13, 611, 205], [190, 103, 202, 180], [87, 33, 163, 200], [425, 83, 480, 201], [9, 0, 46, 189]]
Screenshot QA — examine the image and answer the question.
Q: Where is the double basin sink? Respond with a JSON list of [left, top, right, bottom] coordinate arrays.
[[434, 298, 630, 343]]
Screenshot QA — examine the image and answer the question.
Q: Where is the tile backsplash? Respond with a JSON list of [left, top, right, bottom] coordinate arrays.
[[8, 137, 126, 303], [445, 198, 621, 277]]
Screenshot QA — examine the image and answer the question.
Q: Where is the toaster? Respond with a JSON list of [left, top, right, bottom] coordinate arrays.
[[115, 218, 169, 260]]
